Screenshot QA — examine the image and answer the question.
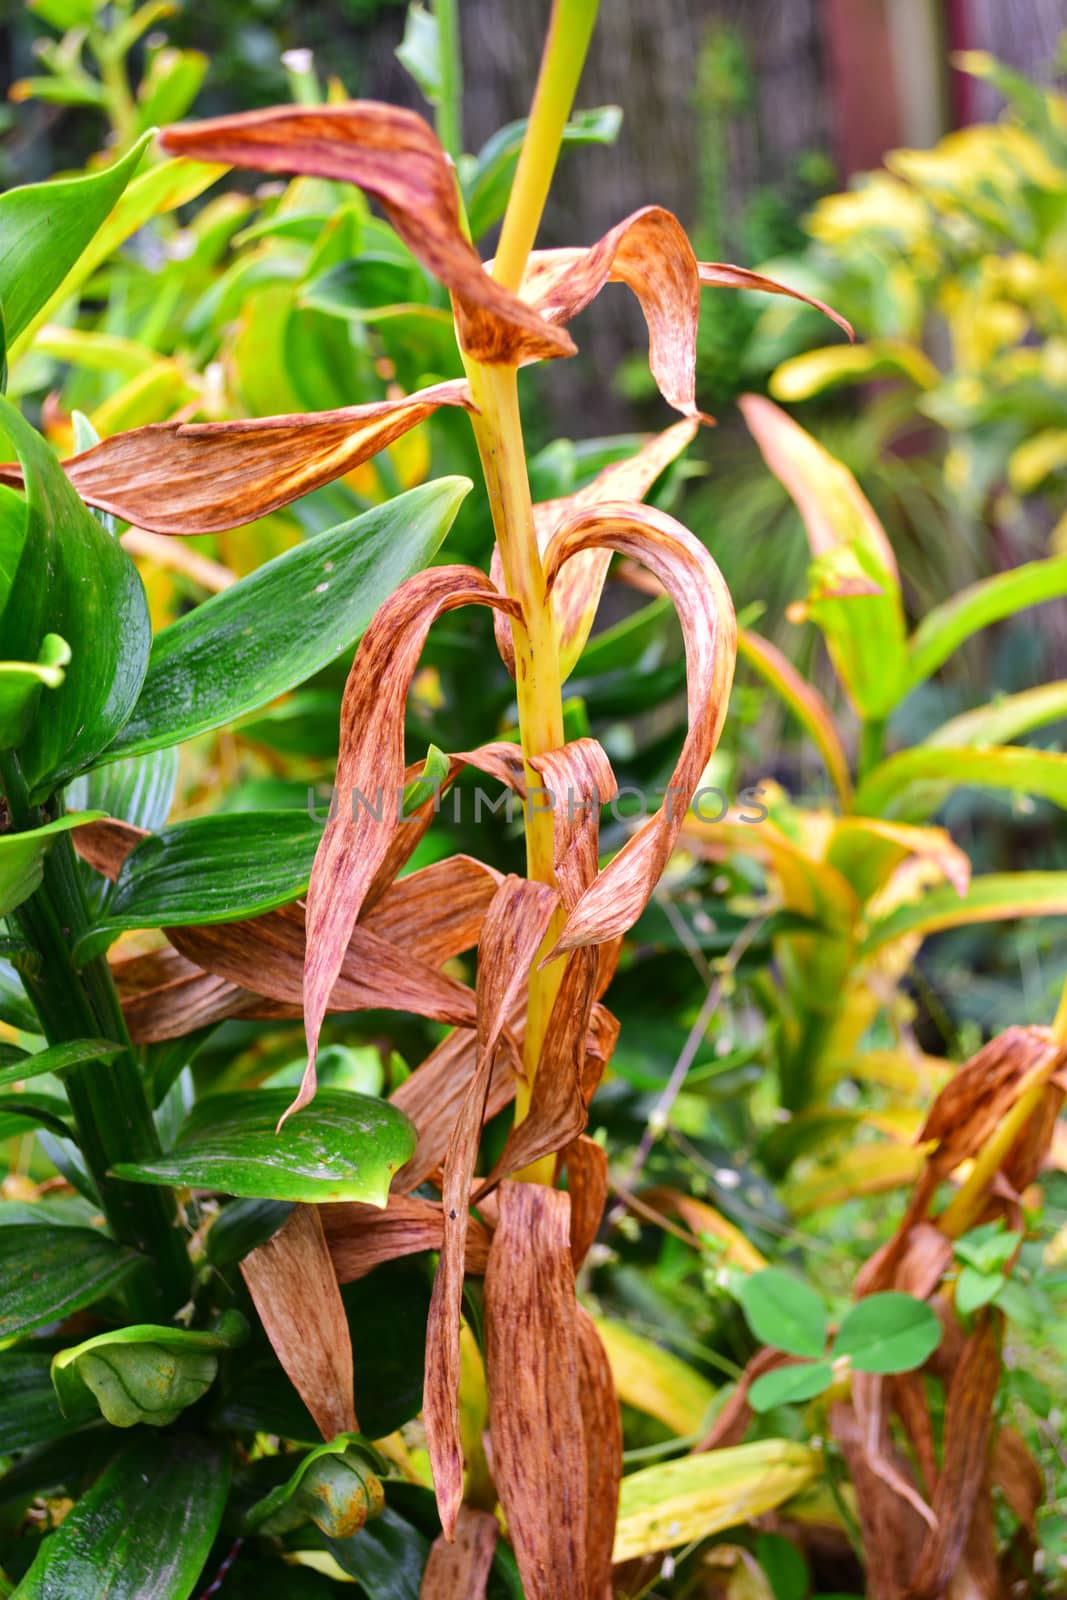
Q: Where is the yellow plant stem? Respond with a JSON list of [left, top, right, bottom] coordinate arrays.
[[460, 0, 600, 1182]]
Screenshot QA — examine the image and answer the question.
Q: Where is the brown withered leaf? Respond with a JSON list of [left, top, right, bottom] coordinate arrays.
[[562, 1136, 608, 1271], [887, 1372, 938, 1499], [991, 1426, 1042, 1536], [391, 1020, 520, 1194], [113, 944, 299, 1043], [919, 1025, 1061, 1175], [240, 1204, 356, 1441], [74, 818, 147, 879], [831, 1397, 931, 1600], [425, 877, 558, 1540], [420, 1505, 499, 1600], [697, 262, 854, 341], [697, 1347, 795, 1452], [575, 1305, 622, 1600], [484, 1182, 587, 1600], [299, 566, 520, 1120], [542, 503, 736, 950], [0, 381, 472, 534], [492, 419, 701, 681], [909, 1316, 1001, 1599], [159, 104, 573, 366], [321, 1195, 492, 1283]]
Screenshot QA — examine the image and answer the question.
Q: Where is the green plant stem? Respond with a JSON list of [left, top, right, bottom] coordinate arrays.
[[461, 0, 599, 1182], [431, 0, 464, 163], [857, 717, 886, 780], [0, 752, 188, 1310]]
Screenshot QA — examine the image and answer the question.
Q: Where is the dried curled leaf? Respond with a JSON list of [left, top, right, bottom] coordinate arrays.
[[240, 1205, 356, 1442], [493, 419, 700, 680], [160, 104, 573, 365], [697, 262, 854, 341], [299, 567, 519, 1120], [484, 1182, 588, 1600], [424, 876, 558, 1539], [421, 1506, 499, 1600], [113, 944, 299, 1043], [576, 1306, 623, 1600], [0, 382, 472, 535], [542, 502, 736, 950], [321, 1195, 492, 1283]]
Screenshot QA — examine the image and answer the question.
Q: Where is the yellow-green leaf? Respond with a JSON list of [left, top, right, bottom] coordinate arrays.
[[593, 1317, 716, 1437]]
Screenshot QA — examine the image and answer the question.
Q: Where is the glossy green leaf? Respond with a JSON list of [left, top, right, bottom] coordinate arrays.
[[0, 1091, 74, 1142], [300, 255, 427, 323], [0, 1349, 81, 1453], [861, 871, 1067, 956], [51, 1310, 248, 1428], [245, 1434, 385, 1538], [0, 1038, 123, 1092], [0, 1224, 143, 1338], [738, 1269, 828, 1359], [104, 478, 470, 763], [906, 555, 1067, 692], [0, 133, 152, 345], [749, 1361, 834, 1413], [0, 812, 105, 919], [327, 1506, 433, 1600], [0, 398, 151, 798], [75, 810, 322, 962], [464, 106, 623, 238], [923, 681, 1067, 749], [205, 1197, 295, 1267], [67, 746, 178, 835], [0, 634, 70, 748], [14, 1430, 230, 1600], [831, 1293, 941, 1374], [9, 155, 226, 365], [854, 744, 1067, 821], [112, 1089, 416, 1204], [343, 1260, 432, 1439]]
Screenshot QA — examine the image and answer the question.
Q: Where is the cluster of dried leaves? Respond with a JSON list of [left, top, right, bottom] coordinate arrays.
[[27, 98, 869, 1598]]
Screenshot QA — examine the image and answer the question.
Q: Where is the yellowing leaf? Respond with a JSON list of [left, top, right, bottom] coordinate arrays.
[[593, 1318, 716, 1436], [770, 340, 939, 402]]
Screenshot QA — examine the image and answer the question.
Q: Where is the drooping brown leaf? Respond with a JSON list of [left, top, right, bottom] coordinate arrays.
[[113, 944, 300, 1043], [991, 1426, 1042, 1536], [390, 1021, 519, 1194], [830, 1396, 931, 1600], [919, 1025, 1060, 1175], [74, 818, 147, 879], [420, 1505, 499, 1600], [575, 1305, 622, 1600], [321, 1195, 492, 1283], [909, 1317, 1001, 1600], [492, 419, 701, 681], [484, 1181, 587, 1600], [299, 567, 520, 1119], [240, 1204, 356, 1441], [424, 877, 558, 1540], [0, 382, 473, 534], [697, 262, 854, 341], [160, 104, 573, 366], [696, 1347, 795, 1452], [562, 1136, 608, 1270], [542, 503, 736, 950]]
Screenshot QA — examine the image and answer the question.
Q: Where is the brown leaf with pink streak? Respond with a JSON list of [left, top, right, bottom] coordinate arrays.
[[562, 1136, 608, 1270], [74, 819, 146, 879], [831, 1396, 931, 1600], [160, 104, 573, 366], [909, 1317, 1001, 1599], [697, 262, 854, 341], [991, 1426, 1042, 1536], [240, 1204, 356, 1441], [321, 1195, 492, 1283], [0, 382, 472, 534], [542, 503, 736, 950], [390, 1020, 520, 1194], [299, 566, 519, 1120], [575, 1305, 622, 1600], [424, 877, 558, 1540], [113, 944, 299, 1043], [420, 1506, 499, 1599], [919, 1026, 1060, 1174], [492, 419, 701, 680], [484, 1181, 587, 1600]]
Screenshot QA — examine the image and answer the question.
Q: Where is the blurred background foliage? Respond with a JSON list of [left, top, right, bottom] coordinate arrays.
[[3, 0, 1067, 1590]]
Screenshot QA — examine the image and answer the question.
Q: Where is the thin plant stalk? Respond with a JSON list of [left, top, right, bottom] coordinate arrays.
[[461, 0, 599, 1179]]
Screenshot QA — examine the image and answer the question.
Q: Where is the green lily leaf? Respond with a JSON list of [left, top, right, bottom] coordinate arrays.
[[51, 1309, 249, 1428], [75, 810, 322, 962], [854, 744, 1067, 822], [464, 106, 623, 238], [0, 1348, 82, 1453], [831, 1293, 941, 1374], [906, 554, 1067, 693], [112, 1089, 416, 1204], [0, 1224, 143, 1339], [0, 1091, 75, 1142], [0, 398, 151, 798], [955, 1265, 1006, 1316], [0, 633, 70, 748], [205, 1197, 295, 1267], [245, 1434, 385, 1538], [0, 132, 152, 346], [862, 871, 1067, 957], [748, 1361, 834, 1413], [103, 478, 471, 764], [14, 1430, 230, 1600], [738, 1269, 828, 1360], [0, 812, 106, 919], [0, 1037, 123, 1092]]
